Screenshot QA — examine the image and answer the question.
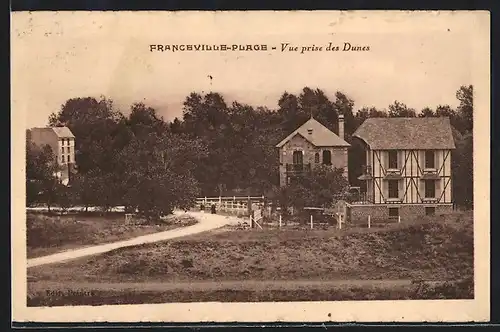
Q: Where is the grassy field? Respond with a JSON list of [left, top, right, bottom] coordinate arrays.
[[27, 211, 474, 305], [27, 278, 473, 306], [27, 212, 198, 258]]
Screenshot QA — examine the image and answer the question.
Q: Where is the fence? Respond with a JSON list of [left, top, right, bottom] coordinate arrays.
[[195, 196, 265, 216]]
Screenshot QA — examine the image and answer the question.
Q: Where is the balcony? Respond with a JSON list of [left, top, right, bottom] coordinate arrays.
[[286, 163, 311, 174]]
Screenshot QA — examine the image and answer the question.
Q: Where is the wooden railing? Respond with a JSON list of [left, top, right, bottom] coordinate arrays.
[[286, 163, 312, 173]]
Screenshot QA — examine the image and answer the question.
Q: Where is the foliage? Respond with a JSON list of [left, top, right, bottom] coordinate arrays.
[[452, 133, 473, 209], [456, 85, 473, 133], [280, 165, 349, 212], [388, 100, 417, 117], [118, 132, 202, 219], [26, 138, 61, 210], [30, 84, 474, 215]]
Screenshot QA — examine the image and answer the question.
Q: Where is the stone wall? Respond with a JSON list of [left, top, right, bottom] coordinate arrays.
[[348, 204, 454, 223], [279, 134, 348, 186]]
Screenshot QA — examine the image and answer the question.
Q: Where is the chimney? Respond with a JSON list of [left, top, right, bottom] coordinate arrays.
[[338, 114, 345, 139], [307, 128, 313, 135]]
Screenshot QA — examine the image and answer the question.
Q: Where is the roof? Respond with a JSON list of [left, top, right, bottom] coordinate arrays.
[[51, 126, 75, 138], [352, 117, 456, 150], [276, 118, 350, 148]]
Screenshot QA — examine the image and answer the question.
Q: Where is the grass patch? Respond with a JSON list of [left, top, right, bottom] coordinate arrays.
[[28, 212, 473, 286], [27, 212, 198, 258], [27, 278, 473, 306]]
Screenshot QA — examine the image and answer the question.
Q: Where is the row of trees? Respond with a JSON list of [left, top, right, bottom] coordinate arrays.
[[26, 84, 474, 216]]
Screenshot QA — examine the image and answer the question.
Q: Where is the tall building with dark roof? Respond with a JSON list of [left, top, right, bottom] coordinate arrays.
[[28, 126, 76, 185], [276, 115, 350, 187], [349, 117, 456, 221]]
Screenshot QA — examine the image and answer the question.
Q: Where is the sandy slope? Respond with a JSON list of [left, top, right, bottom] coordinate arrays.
[[27, 211, 240, 268]]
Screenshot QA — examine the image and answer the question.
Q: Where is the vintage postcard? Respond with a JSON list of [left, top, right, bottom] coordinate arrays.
[[11, 10, 490, 323]]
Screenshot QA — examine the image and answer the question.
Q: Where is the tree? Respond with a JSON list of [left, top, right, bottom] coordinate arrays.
[[281, 166, 349, 212], [456, 85, 473, 133], [299, 88, 339, 133], [277, 91, 303, 134], [128, 102, 168, 137], [57, 184, 79, 213], [49, 96, 132, 174], [452, 133, 473, 209], [26, 137, 42, 206], [332, 91, 355, 138], [388, 101, 417, 117], [419, 107, 435, 117], [35, 147, 60, 212], [117, 131, 203, 220]]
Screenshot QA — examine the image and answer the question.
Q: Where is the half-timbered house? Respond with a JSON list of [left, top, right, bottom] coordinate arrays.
[[349, 117, 456, 221]]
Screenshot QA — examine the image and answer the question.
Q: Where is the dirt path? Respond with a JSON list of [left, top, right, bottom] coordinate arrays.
[[27, 211, 241, 268], [29, 279, 417, 292]]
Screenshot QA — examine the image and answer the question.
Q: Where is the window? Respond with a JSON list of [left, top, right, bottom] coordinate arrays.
[[314, 152, 320, 163], [322, 150, 332, 165], [292, 151, 303, 164], [425, 150, 435, 169], [67, 146, 70, 154], [425, 207, 436, 216], [388, 150, 398, 169], [388, 180, 399, 198], [61, 155, 65, 163], [425, 180, 435, 198], [388, 207, 399, 217], [61, 146, 65, 154]]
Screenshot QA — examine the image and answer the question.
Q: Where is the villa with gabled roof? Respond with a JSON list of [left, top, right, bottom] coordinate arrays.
[[28, 126, 76, 186], [348, 117, 456, 221], [276, 115, 350, 187]]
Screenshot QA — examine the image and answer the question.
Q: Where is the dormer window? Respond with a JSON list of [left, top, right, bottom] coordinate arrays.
[[307, 128, 313, 135]]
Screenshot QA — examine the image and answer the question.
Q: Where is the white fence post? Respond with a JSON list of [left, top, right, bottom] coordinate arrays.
[[310, 214, 313, 229], [368, 215, 371, 229], [398, 215, 401, 223], [339, 214, 342, 230], [279, 215, 282, 228]]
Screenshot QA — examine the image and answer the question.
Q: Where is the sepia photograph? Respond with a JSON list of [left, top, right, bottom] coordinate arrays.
[[11, 10, 490, 323]]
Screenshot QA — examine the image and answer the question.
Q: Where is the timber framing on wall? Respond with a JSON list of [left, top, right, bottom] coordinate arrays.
[[367, 149, 452, 205]]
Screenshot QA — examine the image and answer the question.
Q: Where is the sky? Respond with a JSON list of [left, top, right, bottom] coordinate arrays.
[[11, 11, 479, 129]]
